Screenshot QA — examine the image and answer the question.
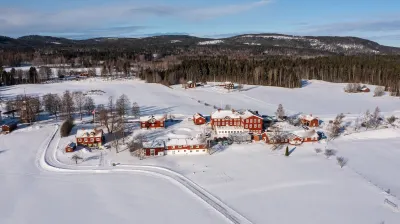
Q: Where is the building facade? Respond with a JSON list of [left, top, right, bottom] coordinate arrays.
[[300, 114, 319, 127], [193, 113, 206, 125], [211, 109, 263, 136], [140, 115, 166, 129], [76, 129, 104, 148]]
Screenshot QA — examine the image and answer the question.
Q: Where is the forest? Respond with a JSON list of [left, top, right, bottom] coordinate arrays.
[[140, 56, 400, 95]]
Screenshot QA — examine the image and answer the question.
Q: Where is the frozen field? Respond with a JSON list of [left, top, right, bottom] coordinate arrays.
[[0, 126, 227, 224], [1, 78, 400, 224]]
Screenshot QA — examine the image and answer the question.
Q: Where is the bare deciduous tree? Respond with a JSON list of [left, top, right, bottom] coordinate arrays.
[[371, 106, 382, 129], [116, 94, 130, 118], [276, 104, 285, 120], [43, 93, 62, 120], [128, 134, 145, 159], [386, 115, 397, 126], [62, 90, 75, 118], [84, 96, 95, 115], [225, 104, 232, 110], [131, 102, 140, 118], [315, 148, 322, 154], [329, 113, 345, 139], [336, 156, 348, 168], [344, 83, 361, 93], [71, 154, 83, 164], [73, 91, 85, 120]]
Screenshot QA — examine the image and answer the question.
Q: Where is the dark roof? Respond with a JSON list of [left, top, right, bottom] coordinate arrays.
[[2, 119, 18, 126], [3, 109, 19, 115], [68, 142, 76, 148]]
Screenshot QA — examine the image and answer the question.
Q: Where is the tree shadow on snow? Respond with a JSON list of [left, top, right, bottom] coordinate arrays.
[[301, 80, 311, 88], [0, 150, 8, 155], [140, 106, 176, 116]]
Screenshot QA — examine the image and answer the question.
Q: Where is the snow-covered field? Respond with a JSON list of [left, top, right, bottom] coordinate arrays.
[[1, 78, 400, 224]]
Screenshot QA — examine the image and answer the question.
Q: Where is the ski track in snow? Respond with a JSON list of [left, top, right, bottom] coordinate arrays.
[[37, 125, 253, 224]]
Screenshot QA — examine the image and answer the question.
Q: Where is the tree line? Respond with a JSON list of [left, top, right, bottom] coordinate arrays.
[[139, 55, 400, 96]]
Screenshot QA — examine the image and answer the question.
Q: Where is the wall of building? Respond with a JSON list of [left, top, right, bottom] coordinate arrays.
[[165, 149, 208, 155]]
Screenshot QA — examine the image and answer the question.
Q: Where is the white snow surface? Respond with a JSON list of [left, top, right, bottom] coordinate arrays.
[[198, 40, 224, 45], [1, 78, 400, 224]]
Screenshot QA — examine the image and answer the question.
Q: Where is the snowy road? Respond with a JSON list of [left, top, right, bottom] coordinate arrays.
[[39, 125, 253, 224]]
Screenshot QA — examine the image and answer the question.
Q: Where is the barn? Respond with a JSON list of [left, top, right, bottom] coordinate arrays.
[[143, 140, 165, 156], [165, 138, 207, 155], [1, 120, 18, 134], [240, 110, 263, 134], [76, 128, 104, 148], [193, 113, 206, 125], [293, 130, 319, 143], [140, 115, 166, 129], [300, 114, 320, 127], [65, 142, 77, 153]]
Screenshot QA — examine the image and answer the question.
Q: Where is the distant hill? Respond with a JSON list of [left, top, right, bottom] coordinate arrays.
[[1, 33, 399, 56]]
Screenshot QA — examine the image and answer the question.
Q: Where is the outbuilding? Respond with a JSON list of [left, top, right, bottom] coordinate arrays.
[[165, 138, 207, 155], [300, 114, 320, 127], [65, 142, 77, 153], [193, 113, 206, 125], [1, 120, 18, 134]]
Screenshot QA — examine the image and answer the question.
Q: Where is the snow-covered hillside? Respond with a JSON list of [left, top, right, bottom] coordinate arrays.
[[198, 40, 224, 45]]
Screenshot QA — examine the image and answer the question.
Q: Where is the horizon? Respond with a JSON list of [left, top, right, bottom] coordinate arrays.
[[1, 0, 400, 47]]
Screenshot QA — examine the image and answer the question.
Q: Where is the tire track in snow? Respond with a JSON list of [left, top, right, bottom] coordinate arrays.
[[37, 124, 253, 224]]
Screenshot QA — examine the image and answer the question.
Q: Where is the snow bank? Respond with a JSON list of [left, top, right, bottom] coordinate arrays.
[[198, 40, 224, 45]]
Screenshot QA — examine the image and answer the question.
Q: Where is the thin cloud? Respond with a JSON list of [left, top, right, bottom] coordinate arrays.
[[302, 19, 400, 34], [0, 1, 271, 37]]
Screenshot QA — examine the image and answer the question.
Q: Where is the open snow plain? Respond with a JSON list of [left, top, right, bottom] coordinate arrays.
[[1, 78, 400, 224]]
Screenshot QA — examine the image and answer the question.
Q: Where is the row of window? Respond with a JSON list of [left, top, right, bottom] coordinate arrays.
[[77, 138, 101, 143], [170, 145, 203, 149], [218, 130, 245, 134], [172, 149, 206, 154], [215, 121, 240, 126], [245, 118, 262, 123], [245, 124, 262, 129], [141, 123, 164, 128]]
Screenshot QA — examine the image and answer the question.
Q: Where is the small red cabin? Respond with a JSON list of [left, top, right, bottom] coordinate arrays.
[[360, 86, 370, 92], [300, 114, 319, 127], [65, 142, 77, 153], [186, 81, 196, 88], [1, 120, 18, 134], [193, 113, 206, 125], [140, 115, 166, 129]]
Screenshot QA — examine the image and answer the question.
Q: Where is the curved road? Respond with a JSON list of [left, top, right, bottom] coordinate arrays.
[[38, 125, 253, 224]]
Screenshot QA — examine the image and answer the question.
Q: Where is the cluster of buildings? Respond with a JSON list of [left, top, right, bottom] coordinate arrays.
[[65, 128, 105, 153], [183, 81, 236, 90], [137, 110, 323, 157]]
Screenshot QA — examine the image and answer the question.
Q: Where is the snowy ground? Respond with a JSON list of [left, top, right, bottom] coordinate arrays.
[[1, 78, 400, 224]]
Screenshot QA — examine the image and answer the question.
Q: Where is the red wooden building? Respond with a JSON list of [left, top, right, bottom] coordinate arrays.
[[76, 128, 104, 148], [224, 82, 234, 89], [262, 129, 319, 145], [300, 114, 319, 127], [143, 140, 165, 156], [193, 113, 206, 125], [186, 81, 196, 88], [210, 109, 263, 135], [65, 142, 77, 153], [165, 138, 207, 155], [1, 120, 18, 134], [140, 115, 166, 129], [360, 86, 370, 92]]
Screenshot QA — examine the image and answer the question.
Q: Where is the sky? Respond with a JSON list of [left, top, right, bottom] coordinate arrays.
[[0, 0, 400, 46]]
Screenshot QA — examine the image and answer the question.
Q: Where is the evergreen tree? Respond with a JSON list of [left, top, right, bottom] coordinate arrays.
[[285, 146, 290, 157]]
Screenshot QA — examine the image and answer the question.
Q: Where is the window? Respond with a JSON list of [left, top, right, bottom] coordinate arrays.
[[84, 138, 88, 142], [250, 119, 253, 123], [178, 145, 182, 148], [196, 150, 199, 152], [196, 145, 199, 148], [245, 124, 248, 128], [142, 123, 145, 127], [78, 138, 82, 142], [222, 122, 225, 126], [190, 145, 193, 149], [96, 138, 101, 142], [160, 123, 164, 127], [151, 124, 155, 127], [90, 138, 94, 142]]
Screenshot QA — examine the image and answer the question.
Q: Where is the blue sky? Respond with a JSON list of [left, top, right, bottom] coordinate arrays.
[[1, 0, 400, 46]]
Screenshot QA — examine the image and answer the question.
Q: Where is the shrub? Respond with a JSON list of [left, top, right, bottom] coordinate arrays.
[[60, 118, 74, 137], [373, 86, 385, 97], [315, 148, 322, 154], [336, 156, 348, 168], [324, 149, 336, 158]]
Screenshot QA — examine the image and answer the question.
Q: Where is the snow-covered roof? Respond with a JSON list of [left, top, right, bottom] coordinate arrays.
[[211, 110, 241, 119], [240, 110, 262, 119], [194, 113, 205, 119], [165, 138, 203, 147], [187, 81, 193, 84], [360, 87, 369, 91], [139, 115, 165, 122], [292, 130, 319, 139], [215, 126, 245, 131], [76, 129, 103, 138], [300, 114, 318, 121], [143, 140, 165, 148]]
